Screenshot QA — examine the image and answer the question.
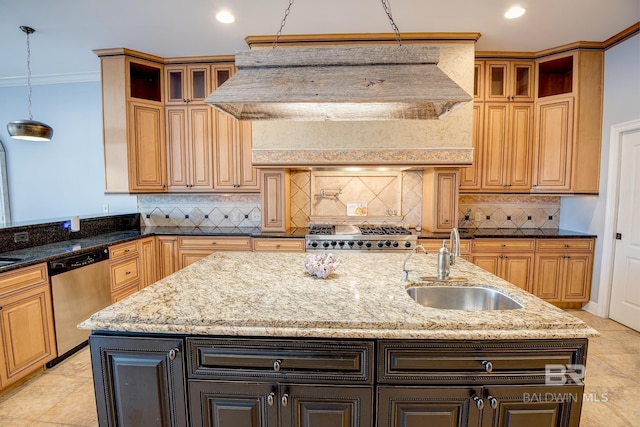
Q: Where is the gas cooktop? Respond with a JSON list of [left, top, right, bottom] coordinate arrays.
[[305, 224, 417, 252]]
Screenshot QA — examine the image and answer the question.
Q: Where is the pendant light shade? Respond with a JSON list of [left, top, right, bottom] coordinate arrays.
[[7, 26, 53, 142], [7, 119, 53, 141]]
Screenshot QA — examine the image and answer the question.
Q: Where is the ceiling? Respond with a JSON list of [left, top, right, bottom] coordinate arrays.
[[1, 0, 638, 85]]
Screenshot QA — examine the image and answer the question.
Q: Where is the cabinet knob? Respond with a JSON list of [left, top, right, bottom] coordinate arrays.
[[472, 394, 484, 410], [211, 242, 217, 245], [273, 359, 282, 372], [482, 360, 493, 373], [267, 392, 275, 406], [281, 392, 289, 407], [487, 395, 498, 409], [501, 244, 506, 248], [564, 244, 570, 248], [125, 271, 131, 275], [168, 347, 180, 361]]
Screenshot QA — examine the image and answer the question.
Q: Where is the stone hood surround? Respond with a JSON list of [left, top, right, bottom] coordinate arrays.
[[250, 42, 475, 167], [80, 252, 597, 340]]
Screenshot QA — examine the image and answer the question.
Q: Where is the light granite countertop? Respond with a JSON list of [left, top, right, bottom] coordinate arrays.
[[79, 252, 598, 340]]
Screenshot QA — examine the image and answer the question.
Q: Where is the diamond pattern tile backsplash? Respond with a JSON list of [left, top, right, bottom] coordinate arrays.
[[138, 195, 261, 228], [137, 178, 561, 230], [457, 195, 560, 229]]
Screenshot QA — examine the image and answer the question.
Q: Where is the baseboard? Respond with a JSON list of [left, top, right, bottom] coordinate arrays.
[[582, 301, 604, 317]]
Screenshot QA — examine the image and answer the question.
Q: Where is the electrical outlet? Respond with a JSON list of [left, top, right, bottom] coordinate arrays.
[[103, 204, 109, 214], [231, 211, 242, 223], [14, 232, 29, 243], [474, 211, 484, 222], [250, 211, 261, 222]]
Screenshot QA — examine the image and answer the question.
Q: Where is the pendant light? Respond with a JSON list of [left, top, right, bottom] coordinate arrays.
[[7, 26, 53, 141]]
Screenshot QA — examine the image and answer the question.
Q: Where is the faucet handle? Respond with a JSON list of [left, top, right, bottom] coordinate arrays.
[[401, 270, 409, 282]]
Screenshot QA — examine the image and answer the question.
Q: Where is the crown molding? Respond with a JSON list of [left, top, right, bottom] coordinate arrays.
[[0, 72, 100, 88]]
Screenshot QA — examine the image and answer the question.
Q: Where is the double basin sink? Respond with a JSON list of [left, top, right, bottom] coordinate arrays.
[[406, 282, 524, 311]]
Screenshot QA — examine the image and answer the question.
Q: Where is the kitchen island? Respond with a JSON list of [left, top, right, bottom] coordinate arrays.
[[80, 251, 597, 427]]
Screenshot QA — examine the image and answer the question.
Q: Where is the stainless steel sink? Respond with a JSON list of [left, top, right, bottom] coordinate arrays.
[[406, 285, 524, 311]]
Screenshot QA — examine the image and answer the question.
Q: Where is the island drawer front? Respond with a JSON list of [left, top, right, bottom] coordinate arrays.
[[187, 338, 374, 384], [536, 239, 594, 252], [178, 236, 252, 251], [378, 340, 587, 384], [471, 239, 535, 252]]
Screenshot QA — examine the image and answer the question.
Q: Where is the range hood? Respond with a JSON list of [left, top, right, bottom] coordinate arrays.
[[205, 44, 472, 121]]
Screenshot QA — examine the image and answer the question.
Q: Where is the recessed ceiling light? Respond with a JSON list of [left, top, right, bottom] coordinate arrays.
[[504, 6, 526, 19], [216, 10, 235, 24]]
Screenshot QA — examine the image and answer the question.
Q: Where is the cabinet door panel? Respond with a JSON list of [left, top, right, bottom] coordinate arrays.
[[213, 112, 236, 189], [483, 104, 508, 189], [238, 121, 259, 189], [189, 106, 213, 189], [189, 381, 275, 427], [166, 108, 189, 189], [128, 102, 166, 192], [157, 236, 178, 280], [563, 254, 593, 301], [533, 98, 574, 191], [470, 255, 500, 276], [90, 336, 187, 427], [508, 104, 533, 190], [533, 255, 562, 301], [377, 386, 479, 427], [282, 385, 372, 427], [436, 171, 458, 229], [460, 104, 483, 190], [482, 384, 583, 427], [502, 254, 534, 292], [0, 284, 56, 387]]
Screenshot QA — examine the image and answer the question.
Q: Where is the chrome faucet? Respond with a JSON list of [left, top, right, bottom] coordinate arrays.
[[402, 245, 427, 282], [437, 228, 461, 280]]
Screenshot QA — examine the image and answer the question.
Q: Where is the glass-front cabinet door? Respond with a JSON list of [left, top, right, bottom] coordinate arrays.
[[485, 61, 534, 102], [166, 65, 210, 104]]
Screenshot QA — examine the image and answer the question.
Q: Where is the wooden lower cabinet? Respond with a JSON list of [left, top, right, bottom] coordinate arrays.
[[0, 263, 57, 390], [470, 253, 534, 292], [157, 235, 179, 279], [190, 381, 371, 427], [177, 236, 252, 269], [90, 335, 587, 427], [90, 335, 187, 427]]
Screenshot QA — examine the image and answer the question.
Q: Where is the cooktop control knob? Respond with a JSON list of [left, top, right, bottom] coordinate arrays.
[[376, 241, 384, 248], [357, 240, 364, 246], [365, 241, 372, 248], [311, 241, 318, 248], [404, 241, 412, 248], [322, 242, 330, 248], [384, 240, 391, 247], [347, 241, 355, 247], [338, 241, 345, 247], [392, 241, 399, 247], [330, 240, 337, 246]]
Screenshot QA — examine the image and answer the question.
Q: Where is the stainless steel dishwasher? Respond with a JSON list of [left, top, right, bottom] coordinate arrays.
[[48, 247, 111, 365]]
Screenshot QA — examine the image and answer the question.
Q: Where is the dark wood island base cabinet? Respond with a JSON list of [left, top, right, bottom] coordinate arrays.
[[89, 334, 588, 427]]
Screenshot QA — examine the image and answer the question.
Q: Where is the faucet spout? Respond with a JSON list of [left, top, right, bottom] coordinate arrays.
[[401, 245, 427, 282], [449, 228, 460, 266]]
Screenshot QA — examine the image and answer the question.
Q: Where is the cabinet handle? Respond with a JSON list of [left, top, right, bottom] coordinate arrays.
[[281, 392, 289, 407], [211, 242, 217, 245], [267, 392, 275, 406], [273, 359, 282, 372], [168, 347, 180, 361], [472, 394, 484, 410], [487, 395, 498, 409], [564, 244, 570, 248], [276, 244, 281, 249], [482, 360, 493, 373], [125, 271, 131, 275], [444, 219, 449, 223], [501, 244, 506, 248], [124, 249, 130, 253]]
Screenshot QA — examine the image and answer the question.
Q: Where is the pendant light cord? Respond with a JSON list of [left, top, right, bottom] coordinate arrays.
[[272, 0, 403, 48], [21, 26, 34, 121]]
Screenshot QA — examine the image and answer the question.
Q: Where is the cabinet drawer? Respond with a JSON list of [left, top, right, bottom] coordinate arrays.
[[178, 236, 252, 251], [418, 239, 471, 254], [471, 239, 535, 252], [252, 238, 306, 252], [187, 338, 373, 384], [0, 263, 48, 295], [378, 340, 587, 385], [111, 258, 140, 290], [536, 238, 594, 252], [111, 281, 140, 303], [109, 241, 138, 260]]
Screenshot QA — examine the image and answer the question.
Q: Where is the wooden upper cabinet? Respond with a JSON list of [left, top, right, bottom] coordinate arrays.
[[212, 64, 259, 192], [473, 61, 485, 100], [533, 50, 603, 194], [165, 64, 210, 105], [484, 61, 535, 102], [421, 168, 460, 232], [96, 50, 167, 194], [459, 104, 483, 190], [261, 169, 291, 232], [481, 102, 533, 191]]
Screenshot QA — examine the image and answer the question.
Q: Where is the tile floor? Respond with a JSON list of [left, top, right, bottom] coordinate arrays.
[[0, 310, 637, 426]]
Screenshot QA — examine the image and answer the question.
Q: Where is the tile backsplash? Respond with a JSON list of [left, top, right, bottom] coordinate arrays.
[[138, 195, 261, 228], [457, 194, 560, 229], [137, 179, 561, 230]]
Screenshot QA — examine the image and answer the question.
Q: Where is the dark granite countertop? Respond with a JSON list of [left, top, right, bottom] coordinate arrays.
[[141, 226, 309, 238], [418, 228, 596, 239]]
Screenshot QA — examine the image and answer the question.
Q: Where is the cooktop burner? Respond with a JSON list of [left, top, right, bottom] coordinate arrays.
[[305, 224, 417, 252]]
